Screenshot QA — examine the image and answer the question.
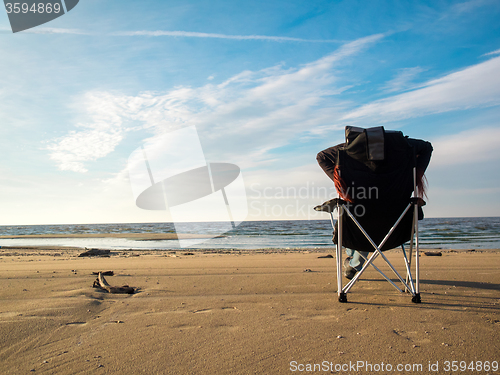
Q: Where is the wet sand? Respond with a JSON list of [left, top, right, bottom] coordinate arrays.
[[0, 232, 214, 240]]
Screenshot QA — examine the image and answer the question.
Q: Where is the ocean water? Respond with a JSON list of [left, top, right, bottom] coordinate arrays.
[[0, 217, 499, 251]]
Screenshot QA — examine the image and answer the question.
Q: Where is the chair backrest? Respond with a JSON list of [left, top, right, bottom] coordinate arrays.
[[334, 126, 416, 251]]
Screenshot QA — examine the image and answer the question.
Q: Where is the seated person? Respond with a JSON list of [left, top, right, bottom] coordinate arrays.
[[317, 133, 432, 279]]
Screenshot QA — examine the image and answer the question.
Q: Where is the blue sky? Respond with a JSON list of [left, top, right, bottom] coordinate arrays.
[[1, 0, 500, 224]]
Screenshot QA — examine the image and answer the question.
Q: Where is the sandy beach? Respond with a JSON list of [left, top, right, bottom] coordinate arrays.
[[0, 245, 499, 374]]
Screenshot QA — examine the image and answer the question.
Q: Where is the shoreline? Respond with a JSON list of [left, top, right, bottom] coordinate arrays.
[[1, 217, 499, 252], [1, 234, 497, 253], [1, 245, 496, 256], [0, 233, 220, 240]]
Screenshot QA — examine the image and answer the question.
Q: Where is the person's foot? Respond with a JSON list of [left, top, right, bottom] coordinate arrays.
[[343, 257, 357, 280]]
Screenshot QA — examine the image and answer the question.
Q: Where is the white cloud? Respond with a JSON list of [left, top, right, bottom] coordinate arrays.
[[113, 30, 343, 43], [483, 48, 500, 56], [48, 129, 123, 172], [448, 0, 495, 15], [47, 92, 128, 172], [342, 55, 500, 122], [430, 127, 500, 167], [381, 67, 426, 93], [48, 34, 384, 172], [437, 0, 498, 22], [24, 27, 90, 35]]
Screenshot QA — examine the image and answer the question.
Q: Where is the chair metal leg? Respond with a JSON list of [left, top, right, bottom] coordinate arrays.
[[342, 204, 415, 294], [402, 244, 416, 295], [413, 200, 421, 303], [333, 208, 347, 302], [405, 223, 415, 292], [324, 197, 422, 303]]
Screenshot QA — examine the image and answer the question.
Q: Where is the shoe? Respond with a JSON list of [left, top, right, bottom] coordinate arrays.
[[343, 257, 357, 280]]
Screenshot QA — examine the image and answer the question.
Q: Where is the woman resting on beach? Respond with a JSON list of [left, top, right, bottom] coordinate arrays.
[[316, 130, 432, 279]]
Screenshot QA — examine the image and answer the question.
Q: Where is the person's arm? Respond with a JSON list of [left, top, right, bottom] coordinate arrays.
[[316, 143, 344, 182]]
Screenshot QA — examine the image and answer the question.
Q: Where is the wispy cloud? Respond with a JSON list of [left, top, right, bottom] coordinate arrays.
[[2, 27, 339, 41], [380, 67, 426, 93], [47, 92, 128, 172], [430, 127, 500, 167], [342, 55, 500, 122], [48, 129, 123, 173], [1, 27, 92, 35], [483, 48, 500, 56], [448, 0, 495, 15], [47, 34, 384, 173], [113, 30, 343, 43], [28, 27, 90, 34], [439, 0, 498, 20]]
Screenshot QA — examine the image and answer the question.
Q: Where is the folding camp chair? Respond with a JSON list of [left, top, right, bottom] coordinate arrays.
[[315, 126, 432, 303]]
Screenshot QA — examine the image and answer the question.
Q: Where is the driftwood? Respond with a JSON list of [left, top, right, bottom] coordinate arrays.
[[92, 271, 114, 276], [424, 251, 442, 256], [79, 249, 111, 257], [92, 272, 135, 294]]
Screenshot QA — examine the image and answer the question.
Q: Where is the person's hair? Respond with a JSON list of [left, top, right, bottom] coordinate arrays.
[[416, 168, 428, 200]]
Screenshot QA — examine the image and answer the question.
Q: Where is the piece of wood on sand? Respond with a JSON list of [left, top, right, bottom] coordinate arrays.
[[92, 272, 135, 294], [92, 271, 114, 276], [424, 251, 443, 256], [79, 249, 111, 257]]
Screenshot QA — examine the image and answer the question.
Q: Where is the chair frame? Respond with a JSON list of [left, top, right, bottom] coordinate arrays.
[[317, 167, 422, 303]]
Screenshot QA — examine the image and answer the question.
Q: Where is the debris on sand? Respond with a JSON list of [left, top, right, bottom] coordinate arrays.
[[79, 249, 111, 257], [92, 272, 135, 294], [424, 251, 442, 256]]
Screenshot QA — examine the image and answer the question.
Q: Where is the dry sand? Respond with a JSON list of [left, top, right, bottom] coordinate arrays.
[[0, 247, 499, 374]]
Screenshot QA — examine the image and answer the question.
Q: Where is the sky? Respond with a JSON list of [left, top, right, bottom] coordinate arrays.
[[1, 0, 500, 225]]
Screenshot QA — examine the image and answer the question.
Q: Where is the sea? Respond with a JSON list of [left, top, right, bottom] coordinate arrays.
[[0, 217, 499, 251]]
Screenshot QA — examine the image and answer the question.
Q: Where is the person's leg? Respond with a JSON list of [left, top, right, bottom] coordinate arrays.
[[344, 248, 369, 279], [345, 248, 355, 258], [350, 250, 369, 271]]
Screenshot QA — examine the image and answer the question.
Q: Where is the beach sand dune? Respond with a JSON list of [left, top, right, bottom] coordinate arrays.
[[0, 250, 499, 374]]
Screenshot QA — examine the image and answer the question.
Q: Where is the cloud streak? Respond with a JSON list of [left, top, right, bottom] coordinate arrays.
[[113, 30, 343, 43], [342, 55, 500, 122], [380, 67, 426, 93], [0, 27, 91, 35], [483, 48, 500, 56]]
